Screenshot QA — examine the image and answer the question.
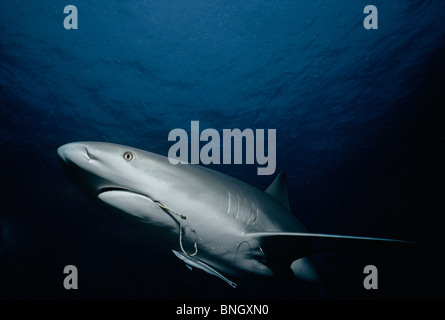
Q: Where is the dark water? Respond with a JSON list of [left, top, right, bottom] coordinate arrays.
[[1, 1, 444, 299]]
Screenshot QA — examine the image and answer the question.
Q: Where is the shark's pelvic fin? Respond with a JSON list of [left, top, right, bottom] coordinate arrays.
[[264, 172, 291, 211], [249, 232, 419, 264], [172, 250, 237, 288]]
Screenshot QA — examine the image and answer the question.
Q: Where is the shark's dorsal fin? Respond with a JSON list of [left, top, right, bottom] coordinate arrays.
[[265, 172, 291, 211]]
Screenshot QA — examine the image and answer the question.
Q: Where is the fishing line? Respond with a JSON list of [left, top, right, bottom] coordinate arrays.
[[154, 200, 198, 257]]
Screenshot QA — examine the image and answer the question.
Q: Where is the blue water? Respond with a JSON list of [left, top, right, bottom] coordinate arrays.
[[1, 1, 444, 299]]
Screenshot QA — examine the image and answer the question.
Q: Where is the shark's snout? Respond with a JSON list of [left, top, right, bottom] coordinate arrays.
[[57, 142, 94, 166], [58, 142, 114, 196]]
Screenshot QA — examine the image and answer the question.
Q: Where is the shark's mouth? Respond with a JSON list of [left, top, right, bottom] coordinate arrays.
[[98, 186, 158, 206], [98, 187, 157, 202], [99, 186, 197, 257], [99, 186, 134, 194], [98, 187, 183, 219]]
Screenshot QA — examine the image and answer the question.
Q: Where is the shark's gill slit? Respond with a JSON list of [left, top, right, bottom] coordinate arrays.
[[226, 191, 232, 216], [154, 200, 198, 257]]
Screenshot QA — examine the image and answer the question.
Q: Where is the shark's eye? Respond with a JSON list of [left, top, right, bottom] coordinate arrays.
[[123, 151, 134, 161]]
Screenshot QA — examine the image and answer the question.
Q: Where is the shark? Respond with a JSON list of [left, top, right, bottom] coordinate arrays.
[[57, 141, 416, 288]]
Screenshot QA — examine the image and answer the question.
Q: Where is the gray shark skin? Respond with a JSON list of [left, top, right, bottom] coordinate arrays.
[[57, 142, 416, 287]]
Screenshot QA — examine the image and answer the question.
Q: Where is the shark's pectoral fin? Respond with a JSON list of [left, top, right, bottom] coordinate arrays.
[[249, 232, 419, 264], [172, 250, 237, 288]]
